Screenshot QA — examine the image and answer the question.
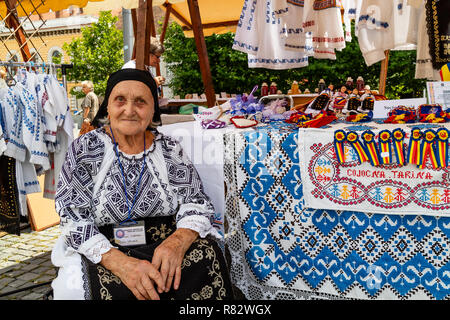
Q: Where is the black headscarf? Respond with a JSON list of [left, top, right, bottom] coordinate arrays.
[[91, 68, 161, 127]]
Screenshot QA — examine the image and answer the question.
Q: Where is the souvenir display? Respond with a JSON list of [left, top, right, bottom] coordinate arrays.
[[230, 116, 258, 128], [290, 80, 300, 94], [356, 76, 365, 93], [332, 85, 348, 116], [304, 92, 332, 115], [269, 82, 278, 95], [318, 79, 326, 92], [345, 76, 354, 91], [384, 106, 417, 123], [418, 104, 450, 123], [201, 119, 227, 129], [359, 85, 375, 113], [261, 82, 269, 96], [286, 110, 337, 128], [229, 86, 265, 117]]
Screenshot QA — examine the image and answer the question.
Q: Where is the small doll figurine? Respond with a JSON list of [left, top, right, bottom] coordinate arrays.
[[343, 88, 361, 116], [291, 80, 300, 94], [356, 76, 365, 93], [304, 88, 311, 94], [318, 79, 326, 92], [345, 77, 353, 92], [270, 82, 278, 95], [332, 85, 348, 117], [359, 85, 375, 113], [261, 82, 269, 96]]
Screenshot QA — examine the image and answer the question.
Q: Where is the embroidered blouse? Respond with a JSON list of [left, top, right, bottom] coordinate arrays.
[[55, 127, 221, 264]]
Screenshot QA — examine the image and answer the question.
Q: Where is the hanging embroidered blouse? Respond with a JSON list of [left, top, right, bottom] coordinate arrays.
[[341, 0, 359, 41], [233, 0, 309, 69], [303, 0, 346, 59], [275, 0, 314, 55], [54, 128, 221, 264], [414, 0, 441, 80]]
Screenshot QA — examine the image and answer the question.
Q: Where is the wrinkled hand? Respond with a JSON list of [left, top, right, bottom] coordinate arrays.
[[151, 228, 198, 292], [100, 248, 165, 300]]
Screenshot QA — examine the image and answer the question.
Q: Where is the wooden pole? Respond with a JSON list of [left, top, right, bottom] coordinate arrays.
[[187, 0, 216, 107], [4, 0, 32, 62], [131, 8, 137, 59], [135, 0, 153, 70], [160, 3, 172, 43], [379, 50, 390, 96], [148, 5, 162, 80]]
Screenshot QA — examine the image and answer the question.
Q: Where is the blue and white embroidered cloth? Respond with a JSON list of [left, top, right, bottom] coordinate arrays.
[[224, 122, 450, 300], [298, 121, 450, 216]]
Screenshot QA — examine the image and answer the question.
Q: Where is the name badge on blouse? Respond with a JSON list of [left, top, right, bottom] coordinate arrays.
[[113, 221, 146, 247]]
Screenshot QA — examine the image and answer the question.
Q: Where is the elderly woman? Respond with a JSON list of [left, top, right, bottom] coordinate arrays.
[[51, 69, 232, 300]]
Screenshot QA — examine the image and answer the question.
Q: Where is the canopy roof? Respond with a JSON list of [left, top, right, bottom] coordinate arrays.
[[0, 0, 243, 37], [158, 0, 243, 37], [0, 0, 103, 17]]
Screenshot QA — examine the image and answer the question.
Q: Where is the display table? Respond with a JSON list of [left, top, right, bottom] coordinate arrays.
[[159, 120, 450, 300], [224, 121, 450, 300]]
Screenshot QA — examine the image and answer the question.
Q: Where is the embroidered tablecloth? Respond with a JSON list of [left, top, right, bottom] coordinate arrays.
[[298, 121, 450, 216], [224, 122, 450, 300]]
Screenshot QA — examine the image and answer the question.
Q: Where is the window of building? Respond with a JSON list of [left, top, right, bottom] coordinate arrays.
[[47, 46, 64, 64]]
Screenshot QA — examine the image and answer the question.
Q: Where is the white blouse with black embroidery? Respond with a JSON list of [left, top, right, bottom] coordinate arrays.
[[55, 127, 221, 264]]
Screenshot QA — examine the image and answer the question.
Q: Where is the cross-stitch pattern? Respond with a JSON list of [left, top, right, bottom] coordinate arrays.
[[224, 123, 450, 300]]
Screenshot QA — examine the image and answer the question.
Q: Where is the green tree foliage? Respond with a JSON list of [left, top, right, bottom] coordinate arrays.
[[163, 22, 426, 100], [63, 11, 124, 98]]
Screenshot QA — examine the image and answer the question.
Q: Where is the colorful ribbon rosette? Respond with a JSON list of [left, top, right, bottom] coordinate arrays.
[[418, 129, 439, 169], [418, 104, 449, 123], [384, 106, 417, 124], [346, 131, 369, 164], [361, 130, 381, 166], [436, 128, 449, 168], [334, 130, 347, 163], [407, 127, 423, 165], [378, 130, 393, 165], [392, 128, 406, 166], [286, 111, 337, 128], [346, 111, 373, 123]]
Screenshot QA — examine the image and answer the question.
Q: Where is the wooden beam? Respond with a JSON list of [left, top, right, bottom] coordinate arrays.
[[182, 20, 239, 31], [131, 8, 137, 59], [160, 3, 172, 43], [4, 0, 32, 62], [165, 4, 192, 30], [187, 0, 216, 107], [379, 50, 390, 96], [135, 0, 153, 70], [149, 3, 163, 96]]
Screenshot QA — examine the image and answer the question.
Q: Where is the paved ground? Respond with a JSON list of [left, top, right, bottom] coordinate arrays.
[[0, 225, 60, 300]]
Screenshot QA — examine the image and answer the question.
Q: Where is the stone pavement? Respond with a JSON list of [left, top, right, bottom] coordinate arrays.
[[0, 225, 60, 300]]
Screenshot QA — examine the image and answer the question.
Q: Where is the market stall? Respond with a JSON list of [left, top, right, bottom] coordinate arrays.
[[155, 0, 450, 300]]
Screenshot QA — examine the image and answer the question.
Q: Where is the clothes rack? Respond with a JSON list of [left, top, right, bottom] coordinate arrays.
[[0, 61, 73, 91]]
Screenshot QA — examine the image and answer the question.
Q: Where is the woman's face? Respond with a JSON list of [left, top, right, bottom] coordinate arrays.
[[107, 80, 154, 136]]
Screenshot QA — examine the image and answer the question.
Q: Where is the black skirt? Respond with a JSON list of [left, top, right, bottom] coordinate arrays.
[[0, 155, 20, 235], [81, 215, 234, 300]]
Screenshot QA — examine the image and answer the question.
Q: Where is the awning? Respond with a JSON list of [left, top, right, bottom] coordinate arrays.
[[159, 0, 244, 37], [121, 0, 243, 37], [0, 0, 104, 17]]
